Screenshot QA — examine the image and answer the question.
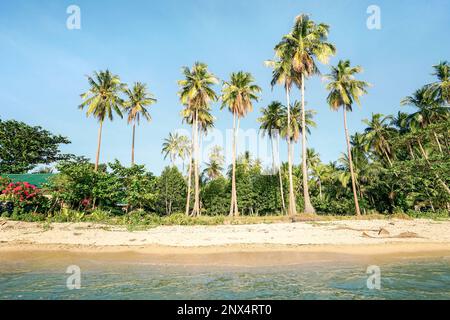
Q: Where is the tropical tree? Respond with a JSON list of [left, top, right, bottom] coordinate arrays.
[[203, 146, 224, 181], [425, 61, 450, 105], [265, 45, 302, 217], [123, 82, 157, 165], [258, 101, 286, 213], [79, 70, 126, 171], [178, 62, 218, 216], [325, 60, 370, 216], [362, 113, 395, 166], [161, 132, 188, 167], [275, 13, 336, 214], [221, 71, 261, 216]]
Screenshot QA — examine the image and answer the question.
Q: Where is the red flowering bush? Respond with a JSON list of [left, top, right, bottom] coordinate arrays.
[[2, 182, 44, 209]]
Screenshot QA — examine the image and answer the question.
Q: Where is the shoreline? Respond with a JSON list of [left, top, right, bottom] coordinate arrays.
[[1, 218, 450, 267]]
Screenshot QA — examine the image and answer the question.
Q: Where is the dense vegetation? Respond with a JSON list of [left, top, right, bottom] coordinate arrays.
[[1, 14, 449, 223]]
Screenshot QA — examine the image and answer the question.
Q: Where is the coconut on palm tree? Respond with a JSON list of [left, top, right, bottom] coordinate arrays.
[[258, 101, 286, 213], [178, 62, 218, 217], [221, 71, 261, 217], [275, 13, 336, 214], [79, 70, 126, 171], [325, 60, 370, 216], [123, 82, 157, 165]]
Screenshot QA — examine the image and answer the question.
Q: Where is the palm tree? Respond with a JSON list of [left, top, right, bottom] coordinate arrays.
[[325, 60, 370, 216], [426, 61, 450, 105], [362, 113, 395, 166], [162, 132, 187, 167], [401, 87, 449, 154], [275, 13, 336, 214], [265, 48, 302, 217], [221, 71, 261, 216], [258, 101, 286, 213], [123, 82, 157, 165], [79, 70, 126, 171], [203, 146, 224, 181], [178, 62, 218, 217]]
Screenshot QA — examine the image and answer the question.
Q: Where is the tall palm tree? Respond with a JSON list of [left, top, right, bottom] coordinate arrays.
[[178, 62, 218, 217], [426, 61, 450, 105], [123, 82, 157, 165], [79, 70, 126, 171], [362, 113, 395, 166], [258, 101, 286, 213], [265, 48, 302, 217], [221, 71, 261, 216], [325, 60, 370, 216], [275, 13, 336, 214]]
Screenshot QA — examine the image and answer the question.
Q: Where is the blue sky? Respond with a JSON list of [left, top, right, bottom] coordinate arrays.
[[1, 0, 449, 174]]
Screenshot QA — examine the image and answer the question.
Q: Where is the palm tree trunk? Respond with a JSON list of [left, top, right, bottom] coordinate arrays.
[[185, 117, 195, 216], [286, 86, 297, 217], [318, 179, 323, 200], [274, 136, 286, 214], [94, 120, 103, 172], [433, 132, 443, 154], [343, 107, 361, 216], [229, 112, 239, 216], [417, 139, 450, 196], [193, 110, 200, 217], [131, 122, 136, 166], [382, 147, 393, 167], [408, 142, 416, 160], [300, 75, 315, 214]]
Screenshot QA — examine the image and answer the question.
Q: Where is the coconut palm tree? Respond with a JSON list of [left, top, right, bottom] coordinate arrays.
[[221, 71, 261, 216], [362, 113, 396, 166], [325, 60, 370, 216], [401, 87, 449, 154], [275, 13, 336, 214], [426, 61, 450, 105], [123, 82, 157, 165], [265, 49, 302, 217], [257, 101, 286, 213], [161, 132, 187, 167], [79, 70, 126, 171], [178, 62, 218, 217], [203, 146, 224, 181]]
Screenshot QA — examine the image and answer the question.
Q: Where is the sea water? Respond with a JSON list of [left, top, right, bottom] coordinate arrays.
[[0, 257, 449, 300]]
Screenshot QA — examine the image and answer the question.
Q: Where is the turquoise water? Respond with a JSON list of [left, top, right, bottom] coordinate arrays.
[[1, 258, 449, 300]]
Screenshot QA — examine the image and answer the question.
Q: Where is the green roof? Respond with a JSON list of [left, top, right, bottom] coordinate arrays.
[[2, 174, 54, 187]]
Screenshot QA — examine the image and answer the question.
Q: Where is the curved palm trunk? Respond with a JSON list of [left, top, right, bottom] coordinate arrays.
[[300, 75, 315, 214], [192, 110, 201, 217], [286, 86, 297, 217], [229, 113, 239, 216], [131, 122, 136, 166], [417, 139, 450, 196], [343, 107, 361, 216], [94, 120, 103, 172], [185, 117, 195, 216], [273, 135, 286, 214], [433, 132, 443, 154]]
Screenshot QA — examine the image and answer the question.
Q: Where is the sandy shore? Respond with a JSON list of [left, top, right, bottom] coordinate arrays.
[[1, 218, 450, 267]]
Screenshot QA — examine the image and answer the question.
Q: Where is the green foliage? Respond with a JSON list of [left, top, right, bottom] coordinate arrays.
[[0, 119, 71, 174], [156, 166, 186, 215], [202, 177, 229, 215]]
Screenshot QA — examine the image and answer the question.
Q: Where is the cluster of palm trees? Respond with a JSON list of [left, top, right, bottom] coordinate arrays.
[[79, 70, 157, 170], [78, 13, 448, 217]]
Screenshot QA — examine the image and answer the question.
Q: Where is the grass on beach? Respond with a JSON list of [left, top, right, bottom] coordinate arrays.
[[2, 208, 448, 232]]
